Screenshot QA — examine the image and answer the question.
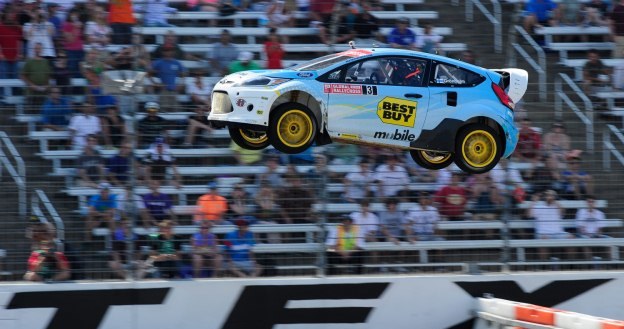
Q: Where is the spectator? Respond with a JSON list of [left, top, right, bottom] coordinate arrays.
[[277, 174, 315, 224], [150, 48, 186, 111], [515, 117, 542, 164], [378, 198, 406, 244], [182, 105, 213, 147], [0, 11, 23, 79], [327, 143, 360, 165], [434, 172, 468, 222], [223, 219, 262, 277], [490, 159, 525, 198], [417, 24, 443, 54], [108, 0, 136, 45], [151, 31, 194, 61], [147, 220, 183, 279], [80, 48, 108, 80], [47, 4, 62, 42], [406, 191, 444, 242], [137, 102, 170, 148], [139, 180, 177, 228], [582, 49, 611, 96], [575, 195, 609, 259], [76, 134, 105, 188], [460, 49, 477, 65], [68, 102, 101, 150], [556, 0, 583, 27], [101, 105, 127, 149], [522, 0, 558, 33], [195, 182, 229, 224], [106, 142, 133, 186], [528, 190, 573, 260], [610, 0, 624, 59], [353, 4, 380, 47], [265, 0, 295, 30], [21, 42, 51, 114], [23, 11, 56, 59], [61, 9, 84, 78], [84, 6, 111, 51], [230, 139, 263, 165], [113, 34, 151, 71], [561, 150, 594, 200], [191, 221, 222, 278], [142, 137, 182, 188], [52, 53, 72, 96], [349, 199, 379, 242], [374, 154, 410, 200], [255, 183, 282, 224], [264, 27, 284, 69], [24, 240, 70, 282], [138, 0, 177, 27], [469, 174, 504, 238], [321, 0, 357, 45], [108, 219, 147, 280], [306, 154, 337, 198], [209, 29, 239, 76], [387, 17, 417, 50], [309, 0, 336, 44], [229, 51, 262, 73], [542, 121, 571, 175], [40, 87, 73, 131], [227, 184, 256, 221], [185, 71, 213, 106], [583, 0, 609, 27], [256, 155, 285, 188], [326, 215, 365, 275], [86, 182, 117, 237]]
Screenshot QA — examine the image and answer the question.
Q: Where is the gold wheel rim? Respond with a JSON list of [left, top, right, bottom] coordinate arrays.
[[462, 130, 497, 168], [421, 151, 451, 164], [276, 109, 313, 148], [239, 129, 268, 145]]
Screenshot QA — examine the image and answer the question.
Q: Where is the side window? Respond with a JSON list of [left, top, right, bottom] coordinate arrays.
[[324, 69, 342, 82], [343, 59, 386, 85], [431, 63, 484, 87], [381, 57, 428, 87]]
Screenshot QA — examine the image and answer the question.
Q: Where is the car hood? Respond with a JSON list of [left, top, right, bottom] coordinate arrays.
[[219, 70, 318, 84]]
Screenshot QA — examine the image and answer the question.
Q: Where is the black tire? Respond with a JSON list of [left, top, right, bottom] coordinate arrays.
[[268, 102, 317, 154], [454, 123, 502, 174], [228, 125, 270, 150], [410, 149, 454, 170]]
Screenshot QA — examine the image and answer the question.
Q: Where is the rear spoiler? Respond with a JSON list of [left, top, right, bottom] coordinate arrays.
[[490, 68, 528, 104]]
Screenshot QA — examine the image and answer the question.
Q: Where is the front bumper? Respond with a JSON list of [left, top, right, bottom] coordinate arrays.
[[208, 87, 277, 128]]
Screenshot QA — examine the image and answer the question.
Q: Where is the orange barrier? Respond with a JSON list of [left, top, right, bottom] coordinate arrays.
[[515, 305, 557, 325]]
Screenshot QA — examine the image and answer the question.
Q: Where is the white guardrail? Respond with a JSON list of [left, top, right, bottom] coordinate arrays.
[[0, 131, 26, 218], [465, 0, 502, 54], [554, 73, 594, 153]]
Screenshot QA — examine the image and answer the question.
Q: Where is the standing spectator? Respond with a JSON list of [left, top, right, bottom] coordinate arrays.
[[610, 0, 624, 59], [142, 137, 182, 188], [137, 102, 170, 148], [515, 117, 542, 165], [194, 182, 229, 224], [138, 0, 177, 27], [265, 0, 295, 30], [108, 0, 136, 45], [151, 31, 192, 61], [84, 6, 111, 51], [223, 219, 262, 277], [185, 71, 213, 106], [434, 172, 468, 222], [353, 4, 380, 47], [374, 154, 410, 200], [523, 0, 558, 33], [542, 121, 571, 175], [23, 12, 56, 59], [209, 29, 239, 76], [229, 51, 262, 73], [387, 17, 417, 50], [349, 199, 380, 242], [114, 34, 151, 71], [309, 0, 336, 45], [378, 198, 406, 243], [0, 11, 23, 79], [61, 9, 84, 78], [417, 24, 443, 54], [406, 192, 444, 242], [20, 42, 51, 114], [24, 240, 70, 282], [264, 27, 284, 69], [150, 48, 186, 111], [147, 220, 183, 279], [40, 87, 73, 131], [140, 180, 177, 228], [343, 159, 376, 203], [79, 48, 108, 80], [575, 195, 609, 259], [277, 174, 315, 224], [68, 102, 101, 150], [191, 221, 222, 278], [101, 105, 127, 149], [561, 151, 594, 200], [52, 53, 72, 96], [106, 142, 133, 186], [528, 190, 572, 260], [582, 49, 611, 96], [47, 4, 63, 45], [183, 105, 213, 147], [86, 182, 117, 237], [325, 215, 365, 275], [76, 135, 105, 188]]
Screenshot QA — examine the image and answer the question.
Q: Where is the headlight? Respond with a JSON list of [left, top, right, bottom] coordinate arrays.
[[234, 77, 291, 87]]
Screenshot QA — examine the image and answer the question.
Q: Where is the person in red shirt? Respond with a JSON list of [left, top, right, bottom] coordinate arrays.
[[264, 27, 284, 69], [24, 240, 71, 282], [516, 117, 542, 164], [434, 172, 467, 221], [0, 12, 23, 79], [108, 0, 136, 45]]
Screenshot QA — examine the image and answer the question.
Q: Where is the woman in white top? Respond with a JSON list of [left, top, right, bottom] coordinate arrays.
[[84, 7, 111, 48], [23, 13, 56, 58]]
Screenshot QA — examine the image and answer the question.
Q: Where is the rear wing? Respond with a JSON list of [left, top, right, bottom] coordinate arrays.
[[491, 68, 528, 104]]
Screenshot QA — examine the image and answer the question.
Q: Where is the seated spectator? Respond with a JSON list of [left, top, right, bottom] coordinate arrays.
[[387, 17, 417, 50], [40, 87, 73, 131], [84, 6, 111, 50], [68, 102, 102, 150], [151, 31, 196, 61], [326, 215, 365, 275], [230, 140, 263, 165], [434, 172, 468, 222], [515, 117, 542, 164], [353, 4, 381, 47], [542, 121, 571, 175], [255, 182, 282, 223], [86, 77, 118, 115], [142, 137, 182, 188], [561, 150, 594, 200], [61, 9, 85, 78], [79, 48, 109, 80], [183, 105, 213, 148], [137, 102, 171, 148], [349, 199, 380, 242], [417, 24, 443, 54], [108, 0, 136, 45], [227, 183, 257, 220], [528, 190, 573, 260], [306, 154, 338, 198], [229, 51, 262, 74], [583, 0, 609, 27], [191, 221, 222, 278], [469, 174, 504, 221], [374, 154, 410, 200], [327, 143, 360, 165], [23, 12, 56, 59], [264, 27, 284, 69], [378, 198, 406, 244], [106, 142, 133, 186], [86, 182, 117, 239], [113, 34, 151, 71], [150, 48, 186, 111], [138, 0, 177, 27], [186, 71, 213, 106], [223, 219, 262, 277], [556, 0, 583, 27], [0, 12, 23, 79], [24, 240, 70, 282], [195, 182, 229, 224], [209, 29, 239, 76], [101, 105, 127, 149], [277, 174, 315, 225], [109, 219, 147, 280], [147, 220, 183, 279], [76, 135, 105, 188], [256, 155, 284, 188], [140, 180, 177, 228], [406, 192, 444, 242], [490, 159, 525, 207], [523, 0, 558, 33], [582, 49, 611, 96], [575, 195, 609, 259], [21, 43, 51, 114]]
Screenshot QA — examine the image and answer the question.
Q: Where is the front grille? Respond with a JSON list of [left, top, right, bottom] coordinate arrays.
[[211, 91, 233, 114]]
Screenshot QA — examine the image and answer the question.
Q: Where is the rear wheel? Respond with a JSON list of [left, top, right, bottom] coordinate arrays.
[[228, 125, 270, 150], [268, 103, 317, 154], [410, 150, 454, 170], [454, 124, 501, 174]]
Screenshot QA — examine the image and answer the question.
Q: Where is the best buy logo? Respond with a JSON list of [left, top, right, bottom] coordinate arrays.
[[377, 97, 417, 127]]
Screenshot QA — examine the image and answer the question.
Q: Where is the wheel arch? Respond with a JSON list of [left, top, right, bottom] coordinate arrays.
[[410, 116, 506, 153], [462, 116, 506, 153], [271, 90, 323, 131]]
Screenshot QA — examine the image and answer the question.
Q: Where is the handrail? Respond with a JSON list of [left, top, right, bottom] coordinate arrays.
[[32, 189, 65, 242], [509, 25, 547, 101], [465, 0, 502, 53], [554, 73, 594, 153], [602, 124, 624, 170], [0, 131, 26, 218]]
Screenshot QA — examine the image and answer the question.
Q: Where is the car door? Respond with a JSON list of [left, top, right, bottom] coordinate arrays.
[[324, 56, 430, 147]]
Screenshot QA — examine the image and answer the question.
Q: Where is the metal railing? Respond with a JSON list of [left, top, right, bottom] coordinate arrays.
[[554, 73, 594, 153], [602, 124, 624, 171], [508, 25, 547, 101], [0, 131, 26, 218], [31, 189, 65, 242], [465, 0, 502, 53]]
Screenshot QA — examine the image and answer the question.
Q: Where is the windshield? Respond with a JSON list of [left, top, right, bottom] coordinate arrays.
[[291, 55, 352, 71]]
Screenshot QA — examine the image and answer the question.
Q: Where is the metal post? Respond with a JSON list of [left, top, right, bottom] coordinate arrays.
[[317, 173, 328, 277], [466, 0, 474, 23]]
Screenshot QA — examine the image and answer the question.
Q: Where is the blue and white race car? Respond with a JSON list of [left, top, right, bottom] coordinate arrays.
[[209, 47, 528, 174]]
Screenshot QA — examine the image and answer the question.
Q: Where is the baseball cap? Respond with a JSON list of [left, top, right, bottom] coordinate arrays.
[[237, 51, 253, 62], [145, 101, 160, 111], [154, 136, 165, 145], [397, 17, 410, 25], [235, 218, 249, 227], [207, 181, 217, 190], [98, 182, 111, 190]]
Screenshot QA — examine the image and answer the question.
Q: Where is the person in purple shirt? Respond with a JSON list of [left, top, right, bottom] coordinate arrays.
[[387, 17, 418, 50], [139, 180, 177, 228]]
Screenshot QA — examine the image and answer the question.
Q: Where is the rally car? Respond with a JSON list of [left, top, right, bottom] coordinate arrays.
[[208, 47, 528, 174]]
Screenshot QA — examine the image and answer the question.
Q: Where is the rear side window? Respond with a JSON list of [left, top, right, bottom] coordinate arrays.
[[430, 62, 484, 87]]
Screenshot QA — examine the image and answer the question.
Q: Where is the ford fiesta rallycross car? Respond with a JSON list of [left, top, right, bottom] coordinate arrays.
[[209, 48, 528, 174]]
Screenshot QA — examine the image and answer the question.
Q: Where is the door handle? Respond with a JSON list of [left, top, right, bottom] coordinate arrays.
[[404, 93, 422, 99]]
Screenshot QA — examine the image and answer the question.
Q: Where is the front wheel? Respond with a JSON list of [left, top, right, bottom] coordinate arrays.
[[228, 126, 270, 150], [454, 124, 502, 174], [410, 150, 454, 170], [268, 103, 317, 154]]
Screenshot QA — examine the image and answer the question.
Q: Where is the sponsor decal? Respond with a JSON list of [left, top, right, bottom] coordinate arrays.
[[256, 110, 264, 115], [377, 97, 417, 127], [236, 98, 246, 107], [374, 129, 417, 142], [297, 72, 314, 78], [261, 96, 269, 100], [339, 49, 373, 57], [323, 84, 377, 95], [339, 133, 360, 140], [435, 78, 466, 84]]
